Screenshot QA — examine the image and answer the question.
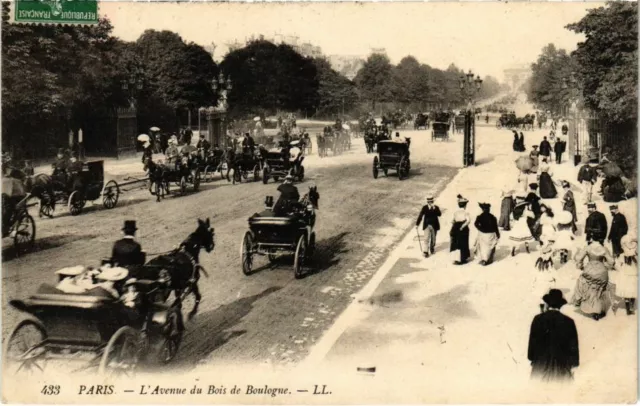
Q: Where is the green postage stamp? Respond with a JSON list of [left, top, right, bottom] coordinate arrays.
[[13, 0, 98, 24]]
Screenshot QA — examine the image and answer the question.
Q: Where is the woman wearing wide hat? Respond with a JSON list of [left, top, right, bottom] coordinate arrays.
[[612, 233, 638, 315], [508, 197, 535, 257], [560, 181, 577, 233], [538, 157, 558, 198], [473, 203, 500, 266], [571, 240, 614, 320], [449, 195, 471, 265], [498, 188, 514, 231]]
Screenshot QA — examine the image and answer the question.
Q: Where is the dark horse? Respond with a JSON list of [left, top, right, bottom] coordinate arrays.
[[144, 156, 170, 202], [141, 218, 215, 320]]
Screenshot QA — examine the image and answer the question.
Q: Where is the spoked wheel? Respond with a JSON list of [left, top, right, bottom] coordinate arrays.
[[102, 180, 120, 209], [298, 166, 305, 182], [179, 176, 187, 195], [233, 168, 242, 185], [158, 308, 182, 364], [39, 192, 55, 218], [14, 213, 36, 254], [3, 319, 48, 376], [203, 166, 211, 183], [241, 231, 254, 275], [99, 326, 141, 377], [68, 191, 85, 216], [372, 156, 379, 179], [293, 235, 307, 279], [192, 169, 201, 192], [399, 157, 410, 180], [308, 232, 316, 258], [262, 168, 269, 184], [253, 165, 260, 182]]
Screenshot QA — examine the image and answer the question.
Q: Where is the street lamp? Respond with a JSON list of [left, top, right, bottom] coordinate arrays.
[[459, 70, 483, 110], [121, 73, 143, 108], [459, 70, 482, 168]]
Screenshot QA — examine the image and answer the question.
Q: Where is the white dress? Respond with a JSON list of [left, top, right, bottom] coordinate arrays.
[[509, 207, 534, 243], [613, 256, 638, 299], [539, 213, 556, 242]]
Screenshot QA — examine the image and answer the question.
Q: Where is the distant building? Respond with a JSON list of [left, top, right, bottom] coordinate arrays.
[[370, 47, 387, 55], [328, 55, 365, 80]]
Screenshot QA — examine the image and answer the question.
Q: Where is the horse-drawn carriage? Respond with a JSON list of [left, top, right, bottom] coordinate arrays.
[[414, 113, 430, 130], [262, 142, 305, 184], [241, 188, 319, 279], [2, 178, 36, 254], [432, 122, 450, 141], [229, 147, 263, 185], [193, 148, 225, 182], [144, 153, 201, 202], [37, 160, 120, 217], [372, 140, 411, 180]]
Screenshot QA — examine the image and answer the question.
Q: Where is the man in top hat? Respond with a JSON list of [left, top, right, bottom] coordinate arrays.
[[273, 175, 300, 216], [111, 220, 145, 269], [416, 195, 441, 258], [607, 204, 628, 257], [585, 202, 607, 244], [554, 137, 564, 164], [528, 289, 579, 382]]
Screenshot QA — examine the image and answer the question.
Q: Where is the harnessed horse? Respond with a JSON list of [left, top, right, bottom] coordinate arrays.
[[143, 157, 170, 202]]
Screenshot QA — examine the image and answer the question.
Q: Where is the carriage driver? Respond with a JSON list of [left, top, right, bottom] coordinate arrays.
[[111, 220, 145, 269], [273, 175, 300, 216], [196, 134, 211, 158]]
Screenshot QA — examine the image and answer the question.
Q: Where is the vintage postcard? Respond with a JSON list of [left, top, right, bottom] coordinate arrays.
[[1, 0, 637, 404]]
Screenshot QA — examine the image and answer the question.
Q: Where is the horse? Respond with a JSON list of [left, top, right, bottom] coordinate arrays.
[[143, 156, 170, 202], [302, 185, 320, 210], [142, 218, 215, 320]]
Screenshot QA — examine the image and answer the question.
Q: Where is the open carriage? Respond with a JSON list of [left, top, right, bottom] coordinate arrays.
[[262, 143, 305, 184], [4, 269, 183, 377], [431, 122, 450, 141], [193, 148, 225, 182], [241, 188, 319, 279], [2, 180, 36, 254], [230, 148, 263, 185], [40, 160, 119, 217], [372, 140, 411, 180], [145, 154, 201, 201]]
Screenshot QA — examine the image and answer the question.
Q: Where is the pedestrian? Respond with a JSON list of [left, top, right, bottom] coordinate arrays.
[[415, 195, 441, 258], [612, 234, 638, 315], [529, 145, 540, 173], [528, 289, 579, 382], [518, 132, 526, 152], [498, 189, 514, 231], [473, 203, 500, 266], [537, 204, 556, 246], [561, 122, 569, 136], [607, 204, 628, 257], [449, 195, 471, 265], [538, 158, 557, 198], [512, 131, 519, 152], [585, 202, 607, 244], [509, 198, 535, 256], [554, 211, 576, 264], [577, 163, 597, 202], [554, 137, 564, 164], [111, 220, 145, 268], [526, 183, 541, 236], [561, 181, 577, 233], [539, 136, 552, 160], [571, 240, 614, 321]]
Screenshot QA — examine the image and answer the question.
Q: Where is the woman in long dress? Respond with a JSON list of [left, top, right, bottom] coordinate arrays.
[[474, 203, 500, 266], [612, 234, 638, 315], [553, 211, 576, 265], [538, 158, 558, 198], [561, 181, 577, 233], [509, 199, 535, 256], [537, 204, 556, 245], [450, 195, 471, 265], [571, 241, 614, 320], [498, 189, 514, 230], [512, 131, 519, 152]]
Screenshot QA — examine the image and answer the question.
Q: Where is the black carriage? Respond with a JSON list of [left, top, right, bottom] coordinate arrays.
[[431, 122, 450, 141], [2, 186, 36, 254], [414, 113, 429, 130], [230, 148, 262, 185], [372, 140, 411, 180], [150, 155, 201, 199], [241, 202, 316, 279], [262, 146, 305, 184], [40, 160, 119, 217], [4, 275, 183, 376], [194, 148, 225, 182]]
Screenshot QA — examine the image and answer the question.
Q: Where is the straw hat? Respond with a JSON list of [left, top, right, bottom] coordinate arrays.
[[55, 265, 86, 277], [97, 267, 129, 282]]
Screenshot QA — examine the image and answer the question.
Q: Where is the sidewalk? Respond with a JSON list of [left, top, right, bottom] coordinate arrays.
[[301, 127, 637, 403]]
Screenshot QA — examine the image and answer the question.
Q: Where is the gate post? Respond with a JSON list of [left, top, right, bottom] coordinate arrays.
[[463, 110, 476, 167]]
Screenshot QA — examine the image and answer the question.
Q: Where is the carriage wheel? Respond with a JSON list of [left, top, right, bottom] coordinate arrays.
[[372, 156, 379, 179], [179, 176, 187, 195], [14, 213, 36, 254], [102, 180, 120, 209], [253, 165, 260, 182], [399, 157, 409, 180], [293, 235, 307, 279], [262, 168, 269, 184], [193, 169, 201, 192], [203, 166, 211, 183], [99, 326, 140, 377], [308, 233, 316, 259], [68, 191, 85, 216], [38, 191, 55, 218], [3, 319, 48, 376], [241, 231, 255, 275], [298, 166, 305, 182], [158, 308, 182, 364]]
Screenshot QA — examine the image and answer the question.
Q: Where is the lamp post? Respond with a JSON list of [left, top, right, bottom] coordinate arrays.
[[459, 70, 482, 167], [205, 72, 233, 147], [459, 70, 483, 110], [119, 73, 143, 156], [562, 72, 583, 165]]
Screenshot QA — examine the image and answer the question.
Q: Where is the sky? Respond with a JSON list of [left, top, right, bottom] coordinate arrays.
[[100, 1, 601, 82]]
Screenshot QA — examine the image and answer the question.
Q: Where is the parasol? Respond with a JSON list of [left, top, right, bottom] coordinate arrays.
[[137, 134, 150, 142], [556, 211, 574, 226], [181, 145, 197, 154], [254, 116, 261, 122], [150, 126, 161, 132], [2, 177, 26, 197], [342, 124, 350, 130], [601, 162, 623, 177], [515, 156, 534, 172]]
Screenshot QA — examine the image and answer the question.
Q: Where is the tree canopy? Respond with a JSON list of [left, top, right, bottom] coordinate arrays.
[[526, 44, 577, 115], [354, 53, 394, 109]]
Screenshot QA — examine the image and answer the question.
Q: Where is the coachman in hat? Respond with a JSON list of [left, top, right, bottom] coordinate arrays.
[[528, 289, 579, 382], [111, 220, 145, 268]]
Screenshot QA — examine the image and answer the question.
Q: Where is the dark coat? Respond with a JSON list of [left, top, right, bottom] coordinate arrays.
[[577, 164, 597, 183], [554, 141, 564, 154], [273, 183, 300, 216], [416, 204, 441, 231], [539, 140, 552, 156], [474, 212, 500, 238], [528, 310, 579, 382], [585, 211, 608, 243], [609, 212, 628, 256], [111, 237, 145, 268]]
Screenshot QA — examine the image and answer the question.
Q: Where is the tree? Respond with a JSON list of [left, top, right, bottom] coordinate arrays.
[[354, 53, 393, 109], [526, 44, 576, 115], [313, 57, 358, 117], [566, 2, 638, 123]]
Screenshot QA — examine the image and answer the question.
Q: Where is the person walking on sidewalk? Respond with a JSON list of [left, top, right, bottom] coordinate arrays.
[[539, 136, 552, 160], [571, 240, 613, 321], [561, 181, 577, 233], [577, 163, 597, 202], [449, 195, 471, 265], [474, 203, 500, 266], [498, 189, 514, 231], [528, 289, 579, 382], [554, 137, 564, 164], [518, 132, 526, 152], [612, 234, 637, 315], [415, 195, 441, 258], [538, 158, 557, 198], [509, 198, 535, 256], [512, 131, 520, 152], [585, 202, 607, 244], [608, 204, 628, 257]]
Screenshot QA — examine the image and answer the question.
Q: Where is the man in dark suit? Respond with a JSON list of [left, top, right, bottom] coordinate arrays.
[[528, 289, 579, 382], [554, 138, 564, 164], [585, 202, 608, 244], [111, 220, 145, 268], [539, 136, 552, 159], [273, 175, 300, 216], [608, 204, 628, 257], [416, 195, 441, 257]]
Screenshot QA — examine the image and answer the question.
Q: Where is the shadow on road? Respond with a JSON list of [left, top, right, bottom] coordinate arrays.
[[2, 233, 99, 261], [304, 231, 350, 277], [36, 197, 148, 219], [170, 286, 282, 370]]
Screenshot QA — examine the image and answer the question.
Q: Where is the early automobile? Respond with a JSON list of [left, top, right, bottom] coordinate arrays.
[[372, 140, 411, 180]]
